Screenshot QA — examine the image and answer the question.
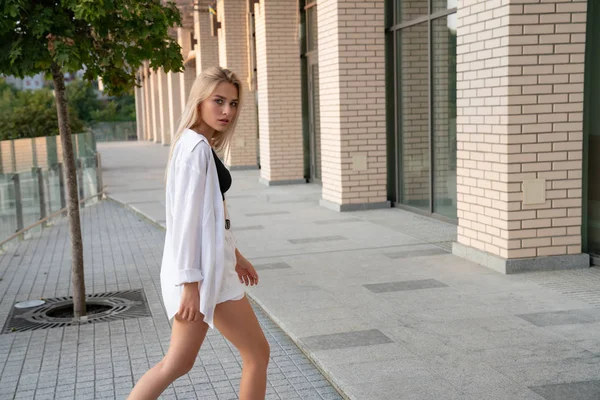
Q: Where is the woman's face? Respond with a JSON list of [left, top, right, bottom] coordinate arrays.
[[199, 82, 239, 133]]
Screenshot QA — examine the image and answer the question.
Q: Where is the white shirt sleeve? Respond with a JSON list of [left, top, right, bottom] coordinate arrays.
[[170, 153, 208, 286]]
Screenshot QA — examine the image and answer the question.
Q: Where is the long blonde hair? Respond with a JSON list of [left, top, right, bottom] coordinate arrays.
[[165, 66, 243, 178]]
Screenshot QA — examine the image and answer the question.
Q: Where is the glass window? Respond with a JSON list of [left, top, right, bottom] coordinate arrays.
[[432, 16, 457, 219], [432, 0, 457, 14], [398, 23, 430, 211], [306, 6, 318, 53], [395, 0, 428, 24]]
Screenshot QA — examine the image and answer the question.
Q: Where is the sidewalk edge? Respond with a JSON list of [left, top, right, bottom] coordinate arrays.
[[107, 195, 352, 400]]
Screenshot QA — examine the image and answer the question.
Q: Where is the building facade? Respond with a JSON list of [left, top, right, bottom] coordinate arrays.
[[134, 0, 599, 273]]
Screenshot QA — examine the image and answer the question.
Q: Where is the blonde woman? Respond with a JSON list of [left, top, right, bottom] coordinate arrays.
[[128, 67, 269, 400]]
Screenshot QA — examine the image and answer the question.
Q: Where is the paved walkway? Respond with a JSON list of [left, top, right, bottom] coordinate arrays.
[[99, 141, 600, 400], [0, 199, 343, 399]]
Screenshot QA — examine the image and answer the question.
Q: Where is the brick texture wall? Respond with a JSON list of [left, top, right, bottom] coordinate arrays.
[[317, 0, 387, 207], [178, 28, 196, 108], [218, 0, 258, 168], [456, 0, 587, 259], [142, 63, 152, 141], [195, 8, 219, 73], [255, 0, 304, 183], [150, 70, 159, 143]]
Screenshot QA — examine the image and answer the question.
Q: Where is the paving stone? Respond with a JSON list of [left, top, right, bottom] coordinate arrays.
[[0, 201, 340, 400], [300, 329, 394, 351], [364, 278, 449, 293]]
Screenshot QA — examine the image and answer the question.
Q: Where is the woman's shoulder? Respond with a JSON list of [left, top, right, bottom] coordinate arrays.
[[175, 129, 212, 171]]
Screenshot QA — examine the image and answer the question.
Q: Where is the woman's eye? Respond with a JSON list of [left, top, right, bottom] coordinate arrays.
[[231, 102, 238, 108], [215, 99, 223, 105]]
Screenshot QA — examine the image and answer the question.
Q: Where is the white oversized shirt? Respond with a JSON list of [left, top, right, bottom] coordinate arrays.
[[160, 128, 226, 329]]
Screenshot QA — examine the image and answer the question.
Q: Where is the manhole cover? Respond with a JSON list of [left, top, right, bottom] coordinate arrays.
[[2, 289, 151, 333]]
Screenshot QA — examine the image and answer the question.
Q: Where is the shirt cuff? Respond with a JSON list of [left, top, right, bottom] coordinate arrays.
[[175, 269, 204, 286]]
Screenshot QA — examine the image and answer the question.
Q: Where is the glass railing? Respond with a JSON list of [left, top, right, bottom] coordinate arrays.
[[0, 133, 103, 248]]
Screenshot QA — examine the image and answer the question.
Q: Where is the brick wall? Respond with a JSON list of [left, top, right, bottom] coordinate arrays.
[[150, 70, 159, 143], [217, 0, 258, 168], [195, 8, 219, 73], [456, 0, 587, 259], [317, 0, 387, 208], [178, 28, 196, 108], [142, 63, 152, 141], [255, 0, 304, 183]]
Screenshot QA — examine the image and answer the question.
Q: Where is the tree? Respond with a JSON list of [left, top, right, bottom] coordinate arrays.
[[0, 83, 84, 140], [0, 1, 183, 319], [66, 80, 102, 124]]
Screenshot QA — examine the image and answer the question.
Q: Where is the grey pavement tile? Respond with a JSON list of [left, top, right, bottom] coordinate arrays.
[[314, 218, 362, 225], [529, 380, 600, 400], [517, 309, 600, 327], [346, 375, 467, 400], [233, 225, 264, 231], [254, 262, 293, 271], [0, 201, 338, 400], [300, 329, 394, 351], [245, 211, 290, 217], [383, 247, 449, 259], [288, 236, 347, 244], [496, 357, 600, 387], [364, 278, 448, 293]]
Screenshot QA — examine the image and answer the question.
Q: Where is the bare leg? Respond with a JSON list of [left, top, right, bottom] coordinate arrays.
[[214, 296, 270, 400], [127, 315, 209, 400]]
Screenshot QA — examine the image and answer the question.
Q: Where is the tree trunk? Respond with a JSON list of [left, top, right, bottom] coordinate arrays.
[[51, 62, 86, 319]]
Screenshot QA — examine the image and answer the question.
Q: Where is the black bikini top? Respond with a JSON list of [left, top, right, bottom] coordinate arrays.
[[212, 149, 231, 200]]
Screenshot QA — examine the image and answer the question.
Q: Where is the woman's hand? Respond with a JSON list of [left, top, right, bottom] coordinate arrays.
[[235, 250, 259, 286], [177, 282, 201, 322]]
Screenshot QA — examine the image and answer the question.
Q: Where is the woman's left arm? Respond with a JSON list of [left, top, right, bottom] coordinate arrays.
[[235, 248, 259, 286]]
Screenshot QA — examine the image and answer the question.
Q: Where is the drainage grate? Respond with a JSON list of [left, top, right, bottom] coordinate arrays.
[[2, 289, 151, 333]]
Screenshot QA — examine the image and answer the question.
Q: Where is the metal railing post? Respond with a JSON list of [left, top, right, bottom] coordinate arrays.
[[95, 153, 103, 200], [35, 167, 47, 225], [13, 174, 24, 235], [58, 163, 66, 211], [76, 158, 84, 207]]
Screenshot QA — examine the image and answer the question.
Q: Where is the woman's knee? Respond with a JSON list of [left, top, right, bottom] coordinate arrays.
[[243, 336, 270, 368], [158, 355, 195, 380]]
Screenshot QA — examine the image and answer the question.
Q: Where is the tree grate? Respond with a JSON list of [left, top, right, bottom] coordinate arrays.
[[2, 289, 151, 333]]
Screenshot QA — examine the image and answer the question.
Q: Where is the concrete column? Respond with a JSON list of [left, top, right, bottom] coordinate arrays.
[[134, 72, 144, 141], [142, 62, 152, 141], [167, 70, 183, 140], [158, 69, 171, 145], [217, 0, 258, 169], [178, 27, 197, 108], [254, 0, 304, 185], [149, 68, 159, 143], [317, 0, 388, 211], [453, 0, 589, 273], [195, 2, 219, 74]]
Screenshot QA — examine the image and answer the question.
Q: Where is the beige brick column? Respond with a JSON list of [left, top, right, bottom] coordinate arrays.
[[317, 0, 388, 211], [167, 70, 182, 142], [453, 0, 589, 273], [134, 73, 144, 140], [178, 28, 197, 108], [217, 0, 258, 169], [150, 69, 159, 143], [195, 2, 219, 73], [142, 62, 152, 141], [157, 69, 171, 145], [254, 0, 304, 185]]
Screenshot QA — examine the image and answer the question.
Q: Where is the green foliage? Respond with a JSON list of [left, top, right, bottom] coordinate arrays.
[[0, 0, 184, 96], [0, 79, 84, 140], [66, 79, 102, 123]]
